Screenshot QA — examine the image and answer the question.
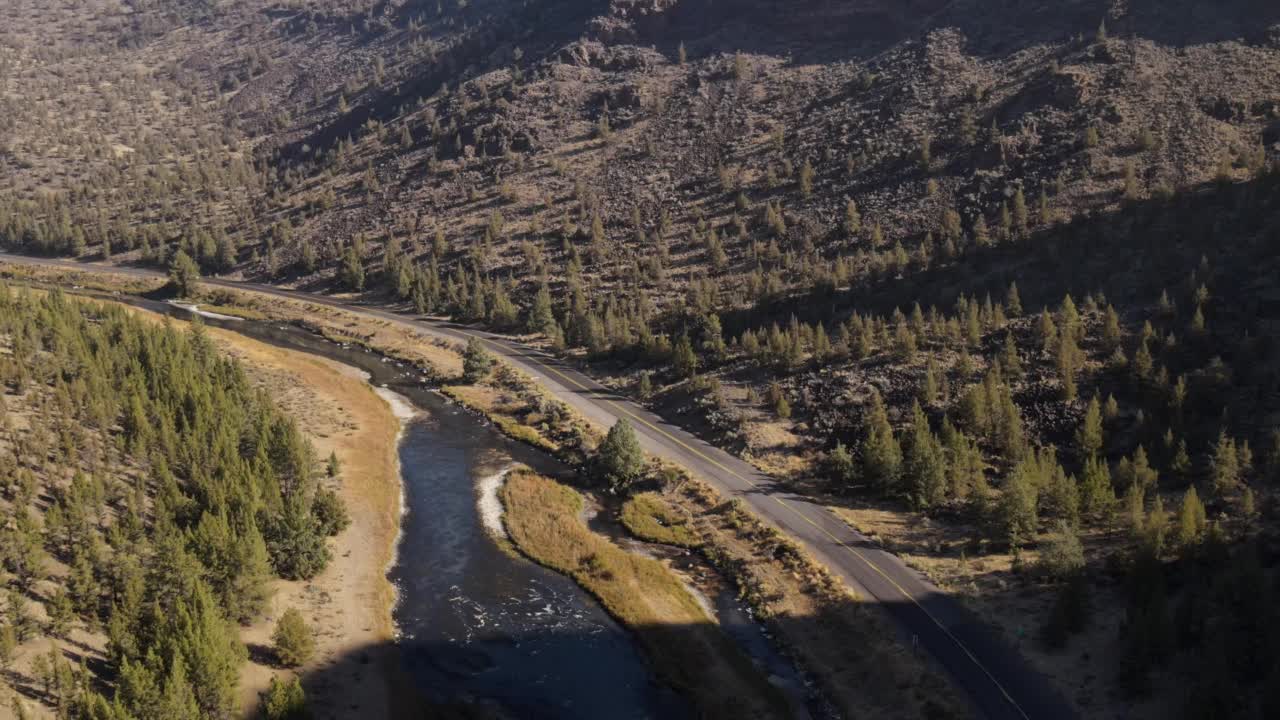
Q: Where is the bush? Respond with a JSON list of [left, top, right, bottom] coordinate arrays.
[[263, 675, 309, 720], [621, 493, 700, 548], [1038, 521, 1085, 580], [1040, 575, 1090, 649], [594, 419, 645, 491], [168, 249, 201, 297], [272, 608, 316, 668], [312, 488, 350, 537], [462, 337, 493, 383]]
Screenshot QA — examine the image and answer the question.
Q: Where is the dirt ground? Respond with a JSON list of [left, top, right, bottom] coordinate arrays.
[[0, 300, 404, 719], [205, 326, 403, 720], [830, 503, 1169, 720]]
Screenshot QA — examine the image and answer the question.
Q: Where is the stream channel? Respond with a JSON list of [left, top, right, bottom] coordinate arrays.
[[117, 295, 821, 719]]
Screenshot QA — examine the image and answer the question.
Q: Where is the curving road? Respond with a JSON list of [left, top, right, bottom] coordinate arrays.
[[1, 253, 1074, 720]]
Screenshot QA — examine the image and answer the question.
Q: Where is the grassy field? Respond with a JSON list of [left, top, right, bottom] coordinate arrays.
[[500, 470, 791, 720], [620, 492, 701, 549]]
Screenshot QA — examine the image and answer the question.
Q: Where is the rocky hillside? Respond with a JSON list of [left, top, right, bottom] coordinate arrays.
[[5, 2, 1280, 717]]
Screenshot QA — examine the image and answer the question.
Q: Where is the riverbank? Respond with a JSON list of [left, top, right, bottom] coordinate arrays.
[[3, 262, 965, 718], [121, 301, 405, 719], [210, 329, 403, 719], [0, 288, 407, 719], [499, 470, 791, 720]]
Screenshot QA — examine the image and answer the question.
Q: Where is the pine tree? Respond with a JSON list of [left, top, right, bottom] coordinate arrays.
[[0, 624, 15, 670], [264, 495, 332, 581], [596, 419, 645, 490], [1080, 456, 1115, 518], [300, 242, 317, 273], [997, 459, 1039, 548], [826, 442, 857, 488], [920, 357, 939, 405], [636, 372, 653, 400], [861, 390, 902, 494], [1210, 430, 1240, 497], [671, 334, 697, 379], [844, 198, 861, 236], [462, 336, 493, 383], [158, 654, 202, 720], [902, 402, 947, 509], [799, 159, 815, 197], [528, 284, 556, 334], [1175, 487, 1206, 549], [168, 250, 201, 297], [1012, 187, 1028, 235], [273, 608, 316, 667], [162, 582, 247, 718], [1006, 282, 1023, 317], [1076, 396, 1104, 457], [339, 245, 365, 291], [1038, 520, 1085, 580], [263, 675, 308, 720]]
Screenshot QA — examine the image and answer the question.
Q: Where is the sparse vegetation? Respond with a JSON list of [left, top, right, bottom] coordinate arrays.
[[3, 1, 1280, 716], [499, 470, 788, 719]]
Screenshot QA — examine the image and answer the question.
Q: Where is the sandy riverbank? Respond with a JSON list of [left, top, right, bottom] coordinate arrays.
[[199, 325, 404, 719]]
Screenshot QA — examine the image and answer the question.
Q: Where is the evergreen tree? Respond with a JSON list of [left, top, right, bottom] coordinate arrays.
[[1006, 282, 1023, 317], [1211, 430, 1240, 497], [595, 419, 645, 490], [0, 624, 15, 670], [1076, 396, 1104, 457], [264, 495, 331, 581], [996, 459, 1039, 548], [272, 608, 316, 668], [168, 250, 201, 297], [462, 336, 493, 383], [671, 334, 697, 379], [339, 245, 365, 291], [1080, 456, 1115, 518], [860, 390, 902, 494], [902, 402, 947, 509], [1175, 486, 1206, 549], [844, 198, 861, 236], [162, 581, 247, 718], [528, 283, 556, 335], [1038, 520, 1085, 580], [300, 242, 317, 274], [825, 442, 857, 489], [263, 675, 308, 720]]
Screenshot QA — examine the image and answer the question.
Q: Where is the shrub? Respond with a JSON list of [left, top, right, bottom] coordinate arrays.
[[272, 608, 316, 668]]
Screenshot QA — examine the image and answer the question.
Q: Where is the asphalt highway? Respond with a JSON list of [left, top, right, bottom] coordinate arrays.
[[1, 253, 1075, 720]]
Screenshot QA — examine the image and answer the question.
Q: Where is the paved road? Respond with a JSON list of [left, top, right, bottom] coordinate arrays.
[[2, 253, 1074, 720]]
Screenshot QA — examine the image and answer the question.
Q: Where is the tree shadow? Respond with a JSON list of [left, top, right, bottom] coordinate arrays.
[[283, 589, 1076, 720]]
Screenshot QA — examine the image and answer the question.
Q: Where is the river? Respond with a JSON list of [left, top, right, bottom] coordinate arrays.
[[110, 295, 823, 719]]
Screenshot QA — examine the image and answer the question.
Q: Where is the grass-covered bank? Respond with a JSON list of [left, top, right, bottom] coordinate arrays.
[[621, 492, 701, 549], [6, 262, 965, 718], [499, 470, 791, 720]]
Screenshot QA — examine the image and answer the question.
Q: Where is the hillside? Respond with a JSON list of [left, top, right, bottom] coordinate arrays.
[[3, 1, 1280, 717]]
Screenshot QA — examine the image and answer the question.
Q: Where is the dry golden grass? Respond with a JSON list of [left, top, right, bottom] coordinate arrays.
[[620, 492, 701, 548], [441, 384, 558, 452], [0, 292, 403, 720], [17, 268, 963, 719], [500, 471, 790, 720], [203, 325, 401, 719]]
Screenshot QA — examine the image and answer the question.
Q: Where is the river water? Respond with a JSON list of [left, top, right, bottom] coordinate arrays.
[[113, 297, 822, 719]]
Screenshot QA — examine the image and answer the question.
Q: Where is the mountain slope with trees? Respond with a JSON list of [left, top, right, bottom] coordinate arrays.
[[2, 0, 1280, 717], [0, 288, 345, 718]]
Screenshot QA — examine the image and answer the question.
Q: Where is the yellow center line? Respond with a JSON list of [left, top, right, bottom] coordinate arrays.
[[464, 333, 1032, 720], [12, 261, 1027, 718]]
